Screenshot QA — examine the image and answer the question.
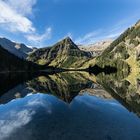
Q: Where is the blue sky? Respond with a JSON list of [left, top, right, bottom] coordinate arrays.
[[0, 0, 140, 47]]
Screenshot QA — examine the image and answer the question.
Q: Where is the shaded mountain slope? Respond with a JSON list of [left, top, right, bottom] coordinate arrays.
[[0, 37, 33, 58], [0, 45, 38, 72]]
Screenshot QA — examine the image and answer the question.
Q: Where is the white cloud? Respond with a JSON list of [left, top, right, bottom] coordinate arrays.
[[6, 0, 36, 16], [26, 27, 52, 43], [75, 17, 139, 45], [75, 30, 102, 45], [75, 28, 123, 45], [67, 32, 73, 39], [0, 0, 36, 33], [0, 0, 53, 45]]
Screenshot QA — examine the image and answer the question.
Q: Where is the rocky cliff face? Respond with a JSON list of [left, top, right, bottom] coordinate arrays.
[[27, 37, 92, 69], [79, 40, 113, 57]]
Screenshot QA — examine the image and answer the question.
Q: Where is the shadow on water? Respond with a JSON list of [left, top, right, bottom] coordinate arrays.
[[0, 72, 36, 95], [88, 64, 117, 75], [0, 70, 64, 96]]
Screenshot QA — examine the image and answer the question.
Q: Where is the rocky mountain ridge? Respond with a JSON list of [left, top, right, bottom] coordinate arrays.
[[0, 37, 33, 59], [79, 40, 113, 57]]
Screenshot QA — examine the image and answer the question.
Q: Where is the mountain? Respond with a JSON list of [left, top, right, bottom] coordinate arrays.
[[2, 20, 140, 71], [0, 45, 38, 72], [79, 40, 113, 57], [96, 20, 140, 72], [0, 37, 33, 59], [27, 37, 92, 69]]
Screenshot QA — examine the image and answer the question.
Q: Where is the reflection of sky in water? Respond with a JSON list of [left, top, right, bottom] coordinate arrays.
[[0, 93, 140, 140]]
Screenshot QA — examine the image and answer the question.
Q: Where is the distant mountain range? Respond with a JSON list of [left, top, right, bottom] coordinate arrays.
[[0, 20, 140, 72], [79, 40, 113, 57]]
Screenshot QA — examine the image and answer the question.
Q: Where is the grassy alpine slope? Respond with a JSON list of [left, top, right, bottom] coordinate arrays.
[[27, 37, 92, 69], [96, 20, 140, 72]]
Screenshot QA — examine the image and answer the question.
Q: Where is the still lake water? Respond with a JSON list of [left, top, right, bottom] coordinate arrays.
[[0, 72, 140, 140]]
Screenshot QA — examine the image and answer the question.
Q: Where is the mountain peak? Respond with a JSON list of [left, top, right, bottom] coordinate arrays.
[[63, 36, 72, 41], [55, 36, 79, 50], [61, 36, 73, 44]]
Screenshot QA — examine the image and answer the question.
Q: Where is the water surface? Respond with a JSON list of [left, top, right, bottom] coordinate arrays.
[[0, 72, 140, 140]]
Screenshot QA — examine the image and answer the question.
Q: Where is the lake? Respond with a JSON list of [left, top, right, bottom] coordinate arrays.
[[0, 71, 140, 140]]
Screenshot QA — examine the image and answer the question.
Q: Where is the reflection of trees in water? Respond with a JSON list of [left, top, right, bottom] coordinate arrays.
[[1, 70, 140, 118], [0, 72, 36, 96], [97, 72, 140, 117], [0, 72, 97, 104]]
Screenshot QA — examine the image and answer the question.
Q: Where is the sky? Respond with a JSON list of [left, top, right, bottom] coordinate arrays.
[[0, 0, 140, 47]]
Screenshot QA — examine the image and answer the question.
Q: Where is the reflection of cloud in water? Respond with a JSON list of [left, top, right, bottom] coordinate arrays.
[[0, 94, 54, 139], [0, 94, 140, 140], [26, 94, 53, 114], [0, 109, 35, 139]]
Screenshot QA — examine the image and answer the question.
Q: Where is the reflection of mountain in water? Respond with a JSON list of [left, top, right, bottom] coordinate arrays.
[[27, 72, 94, 103], [1, 71, 140, 118], [0, 72, 37, 104], [0, 72, 104, 104], [97, 72, 140, 117]]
